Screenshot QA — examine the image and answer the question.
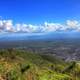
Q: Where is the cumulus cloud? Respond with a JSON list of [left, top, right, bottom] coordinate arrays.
[[42, 22, 64, 32], [0, 20, 14, 32], [0, 19, 80, 33], [15, 24, 39, 33], [66, 20, 79, 29]]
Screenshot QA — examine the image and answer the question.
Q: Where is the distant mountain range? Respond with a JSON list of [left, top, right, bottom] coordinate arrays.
[[0, 32, 80, 41], [0, 32, 80, 48]]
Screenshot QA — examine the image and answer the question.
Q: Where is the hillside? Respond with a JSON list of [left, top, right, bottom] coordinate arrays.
[[0, 49, 80, 80]]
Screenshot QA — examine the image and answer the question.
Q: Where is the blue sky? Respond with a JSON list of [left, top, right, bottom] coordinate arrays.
[[0, 0, 79, 24], [0, 0, 80, 33]]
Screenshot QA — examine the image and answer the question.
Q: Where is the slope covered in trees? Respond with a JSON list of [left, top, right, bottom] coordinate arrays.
[[0, 49, 80, 80]]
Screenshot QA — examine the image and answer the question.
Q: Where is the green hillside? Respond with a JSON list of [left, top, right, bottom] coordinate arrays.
[[0, 49, 80, 80]]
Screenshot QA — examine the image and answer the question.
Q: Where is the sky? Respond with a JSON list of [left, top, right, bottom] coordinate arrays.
[[0, 0, 80, 33]]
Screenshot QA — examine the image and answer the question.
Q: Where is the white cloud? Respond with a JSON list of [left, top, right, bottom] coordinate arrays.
[[0, 20, 4, 30], [4, 20, 13, 31], [66, 20, 79, 29], [15, 23, 39, 33], [0, 20, 14, 32], [43, 22, 69, 32], [15, 24, 22, 32], [42, 22, 63, 32], [0, 19, 80, 33]]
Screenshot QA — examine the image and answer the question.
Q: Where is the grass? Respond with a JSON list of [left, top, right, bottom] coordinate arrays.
[[0, 49, 79, 80]]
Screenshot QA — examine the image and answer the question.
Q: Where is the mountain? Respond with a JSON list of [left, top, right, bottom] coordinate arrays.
[[1, 32, 80, 41], [0, 32, 80, 61], [0, 49, 79, 80]]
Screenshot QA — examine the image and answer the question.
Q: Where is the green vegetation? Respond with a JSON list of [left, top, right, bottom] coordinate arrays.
[[0, 49, 79, 80]]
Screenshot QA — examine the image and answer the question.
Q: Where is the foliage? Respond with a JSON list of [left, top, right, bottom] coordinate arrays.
[[0, 49, 79, 80]]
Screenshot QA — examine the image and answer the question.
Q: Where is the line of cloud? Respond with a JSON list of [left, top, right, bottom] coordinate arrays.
[[0, 19, 80, 33]]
